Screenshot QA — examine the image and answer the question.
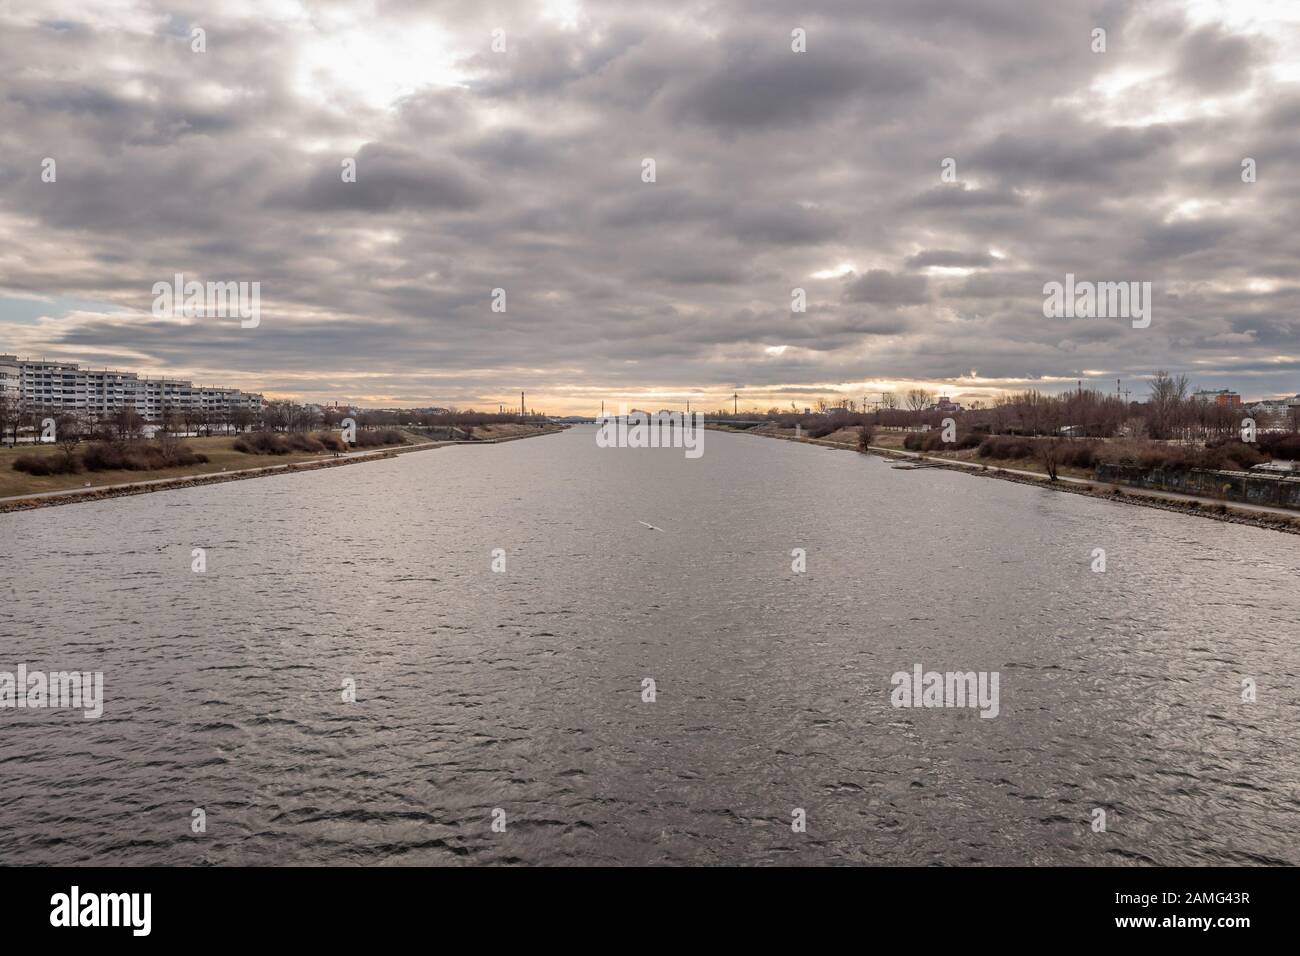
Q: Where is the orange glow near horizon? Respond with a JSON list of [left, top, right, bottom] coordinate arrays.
[[257, 377, 1124, 415]]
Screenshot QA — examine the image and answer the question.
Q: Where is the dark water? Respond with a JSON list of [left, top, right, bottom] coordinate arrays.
[[1, 426, 1297, 865]]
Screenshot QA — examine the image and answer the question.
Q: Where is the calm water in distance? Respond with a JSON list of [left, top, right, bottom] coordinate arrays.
[[1, 425, 1297, 864]]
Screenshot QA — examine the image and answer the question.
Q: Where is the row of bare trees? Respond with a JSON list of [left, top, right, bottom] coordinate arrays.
[[712, 371, 1298, 441], [968, 373, 1295, 440], [0, 391, 547, 452], [0, 397, 260, 445]]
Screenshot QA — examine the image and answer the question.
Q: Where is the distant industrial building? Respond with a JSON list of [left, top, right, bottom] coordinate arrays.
[[0, 354, 263, 420]]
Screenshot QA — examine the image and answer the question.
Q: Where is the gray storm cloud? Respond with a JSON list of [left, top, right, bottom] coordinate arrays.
[[0, 0, 1298, 408]]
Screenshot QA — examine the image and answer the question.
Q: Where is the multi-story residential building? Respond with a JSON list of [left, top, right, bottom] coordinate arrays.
[[1250, 395, 1300, 429], [0, 354, 263, 420], [0, 354, 18, 404], [1191, 388, 1242, 407]]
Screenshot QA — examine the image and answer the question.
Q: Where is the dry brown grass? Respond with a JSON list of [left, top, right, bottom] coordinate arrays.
[[0, 435, 328, 498]]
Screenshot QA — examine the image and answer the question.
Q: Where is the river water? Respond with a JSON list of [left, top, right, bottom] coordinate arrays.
[[1, 425, 1297, 865]]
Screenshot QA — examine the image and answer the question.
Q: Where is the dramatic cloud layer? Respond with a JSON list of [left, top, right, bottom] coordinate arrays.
[[1, 0, 1298, 411]]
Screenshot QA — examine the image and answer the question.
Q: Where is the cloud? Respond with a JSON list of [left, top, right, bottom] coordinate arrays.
[[0, 0, 1297, 409], [845, 270, 930, 305], [293, 144, 486, 212], [671, 34, 927, 130], [1176, 24, 1259, 93], [905, 249, 998, 270]]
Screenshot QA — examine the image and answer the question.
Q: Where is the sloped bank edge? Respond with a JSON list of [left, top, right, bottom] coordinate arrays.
[[707, 424, 1300, 536], [0, 426, 567, 514]]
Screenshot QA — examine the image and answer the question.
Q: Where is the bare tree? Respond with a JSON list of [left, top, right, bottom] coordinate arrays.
[[1120, 417, 1148, 440], [55, 410, 84, 463], [156, 415, 182, 465], [111, 406, 144, 443], [25, 404, 50, 445], [1038, 437, 1062, 481], [264, 402, 289, 432], [1148, 370, 1189, 440], [906, 388, 934, 412]]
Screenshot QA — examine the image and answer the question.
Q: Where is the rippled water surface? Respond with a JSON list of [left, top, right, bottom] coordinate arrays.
[[1, 426, 1298, 865]]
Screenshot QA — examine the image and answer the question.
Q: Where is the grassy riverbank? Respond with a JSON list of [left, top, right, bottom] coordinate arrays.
[[709, 422, 1300, 534], [0, 423, 565, 509], [0, 434, 329, 498]]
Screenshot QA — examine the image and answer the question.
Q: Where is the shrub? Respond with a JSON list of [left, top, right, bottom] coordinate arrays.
[[773, 412, 874, 438], [81, 443, 127, 470], [233, 429, 405, 455], [233, 428, 409, 455], [232, 431, 325, 455], [977, 436, 1035, 460], [1259, 432, 1300, 460], [1057, 442, 1100, 469], [1131, 444, 1187, 470], [13, 454, 81, 475], [904, 431, 984, 452], [857, 426, 873, 451], [351, 429, 405, 448], [233, 432, 289, 455], [1199, 440, 1267, 471], [284, 432, 326, 453], [807, 422, 837, 439], [174, 445, 208, 467], [1102, 439, 1267, 473], [81, 441, 207, 472]]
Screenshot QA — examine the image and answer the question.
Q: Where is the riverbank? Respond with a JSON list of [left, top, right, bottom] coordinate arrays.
[[708, 423, 1300, 535], [0, 423, 565, 513]]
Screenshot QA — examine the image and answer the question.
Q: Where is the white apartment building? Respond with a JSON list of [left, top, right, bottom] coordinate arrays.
[[0, 354, 263, 420], [1250, 395, 1300, 428]]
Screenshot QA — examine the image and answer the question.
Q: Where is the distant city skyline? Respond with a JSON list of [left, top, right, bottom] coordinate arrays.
[[5, 347, 1291, 416], [2, 1, 1299, 413], [3, 346, 1294, 416]]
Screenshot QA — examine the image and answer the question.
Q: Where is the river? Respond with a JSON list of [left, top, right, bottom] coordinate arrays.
[[1, 425, 1297, 864]]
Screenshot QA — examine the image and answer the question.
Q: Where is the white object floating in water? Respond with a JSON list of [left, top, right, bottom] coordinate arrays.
[[638, 520, 665, 532]]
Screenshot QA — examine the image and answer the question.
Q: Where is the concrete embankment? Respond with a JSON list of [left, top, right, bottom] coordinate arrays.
[[1096, 462, 1300, 510]]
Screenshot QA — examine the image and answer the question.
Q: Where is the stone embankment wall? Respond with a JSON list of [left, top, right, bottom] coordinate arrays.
[[1095, 464, 1300, 510]]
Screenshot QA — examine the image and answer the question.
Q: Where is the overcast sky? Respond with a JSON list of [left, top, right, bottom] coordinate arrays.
[[1, 0, 1298, 412]]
